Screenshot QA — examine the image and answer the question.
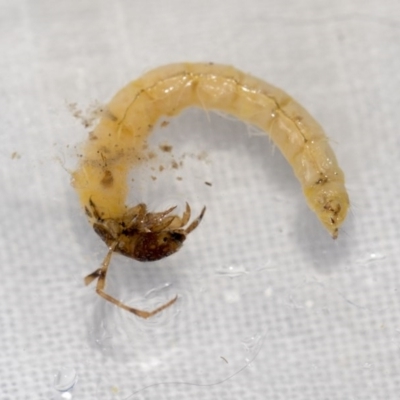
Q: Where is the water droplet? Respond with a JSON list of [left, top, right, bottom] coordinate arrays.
[[356, 253, 386, 265], [215, 264, 248, 278], [53, 367, 77, 392], [369, 253, 385, 261], [241, 334, 264, 364], [254, 260, 274, 272], [264, 287, 273, 297], [90, 320, 113, 352], [305, 300, 314, 308], [223, 290, 241, 303], [145, 282, 172, 298]]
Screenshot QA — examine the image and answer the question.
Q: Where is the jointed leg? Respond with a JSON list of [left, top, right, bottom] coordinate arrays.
[[85, 198, 103, 221], [144, 205, 177, 231], [167, 203, 191, 229], [127, 205, 178, 232], [84, 241, 117, 286], [180, 203, 191, 227], [84, 268, 102, 286], [123, 203, 147, 228], [85, 242, 178, 318], [148, 215, 176, 232], [184, 206, 206, 234], [95, 290, 178, 319]]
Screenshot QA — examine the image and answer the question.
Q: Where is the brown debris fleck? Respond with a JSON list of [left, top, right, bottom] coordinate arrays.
[[160, 143, 173, 153], [171, 160, 179, 169], [89, 131, 98, 140], [197, 151, 208, 161], [100, 170, 114, 187]]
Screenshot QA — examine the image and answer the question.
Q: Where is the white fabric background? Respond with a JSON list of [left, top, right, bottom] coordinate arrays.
[[1, 0, 400, 399]]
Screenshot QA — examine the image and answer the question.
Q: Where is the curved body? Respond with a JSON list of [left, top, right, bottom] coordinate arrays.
[[73, 62, 349, 237]]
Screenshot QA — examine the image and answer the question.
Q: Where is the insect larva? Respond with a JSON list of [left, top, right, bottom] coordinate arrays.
[[73, 62, 349, 238]]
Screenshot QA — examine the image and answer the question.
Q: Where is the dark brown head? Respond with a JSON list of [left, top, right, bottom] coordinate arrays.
[[133, 231, 186, 262]]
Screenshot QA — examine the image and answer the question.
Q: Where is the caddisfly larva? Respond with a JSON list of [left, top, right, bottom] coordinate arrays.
[[73, 62, 349, 239], [73, 63, 350, 317]]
